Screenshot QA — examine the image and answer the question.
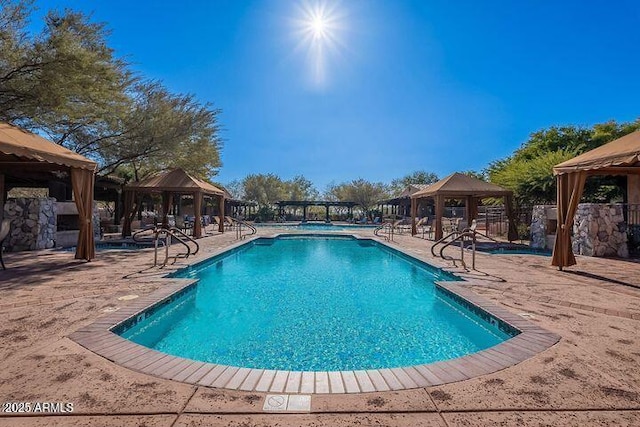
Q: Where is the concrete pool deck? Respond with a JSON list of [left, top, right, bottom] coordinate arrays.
[[0, 227, 639, 426]]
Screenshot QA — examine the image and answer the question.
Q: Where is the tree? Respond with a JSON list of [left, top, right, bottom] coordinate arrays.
[[488, 120, 640, 206], [285, 175, 318, 201], [389, 170, 439, 195], [326, 179, 389, 218], [0, 4, 132, 138], [462, 170, 487, 181], [223, 180, 244, 200], [0, 2, 223, 181], [242, 174, 286, 206], [99, 81, 222, 179]]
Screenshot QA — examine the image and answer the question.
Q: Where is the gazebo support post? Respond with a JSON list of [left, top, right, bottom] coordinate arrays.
[[194, 191, 203, 238], [410, 197, 417, 235], [122, 190, 135, 237], [0, 174, 4, 219], [504, 195, 518, 242], [325, 204, 330, 223], [218, 195, 225, 233], [161, 191, 172, 228], [435, 194, 444, 240]]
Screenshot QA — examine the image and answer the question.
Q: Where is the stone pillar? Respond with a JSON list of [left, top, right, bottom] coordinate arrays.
[[3, 198, 56, 251], [530, 206, 547, 248], [572, 203, 628, 258]]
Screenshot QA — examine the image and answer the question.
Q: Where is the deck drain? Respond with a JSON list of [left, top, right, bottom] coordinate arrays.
[[117, 295, 139, 301], [263, 394, 311, 412]]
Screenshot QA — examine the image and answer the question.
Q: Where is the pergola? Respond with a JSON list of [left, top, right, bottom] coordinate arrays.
[[410, 172, 518, 241], [552, 130, 640, 269], [275, 200, 358, 222], [0, 122, 97, 260], [122, 168, 225, 238]]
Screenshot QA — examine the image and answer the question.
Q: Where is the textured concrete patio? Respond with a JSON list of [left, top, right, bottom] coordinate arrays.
[[0, 226, 639, 426]]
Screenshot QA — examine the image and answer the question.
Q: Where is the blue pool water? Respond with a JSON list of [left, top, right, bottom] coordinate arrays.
[[254, 222, 377, 231], [119, 236, 515, 371]]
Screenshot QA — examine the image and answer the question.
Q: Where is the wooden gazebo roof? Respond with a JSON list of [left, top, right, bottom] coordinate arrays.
[[412, 173, 512, 198], [125, 168, 224, 196]]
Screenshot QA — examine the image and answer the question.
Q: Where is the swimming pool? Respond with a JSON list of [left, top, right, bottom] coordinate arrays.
[[117, 235, 517, 371], [254, 222, 377, 232]]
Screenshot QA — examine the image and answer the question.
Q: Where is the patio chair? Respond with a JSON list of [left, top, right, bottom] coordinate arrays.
[[420, 217, 435, 240], [0, 219, 11, 270]]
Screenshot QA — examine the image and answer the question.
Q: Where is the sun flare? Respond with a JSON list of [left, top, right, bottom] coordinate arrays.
[[311, 16, 326, 38], [291, 1, 345, 87]]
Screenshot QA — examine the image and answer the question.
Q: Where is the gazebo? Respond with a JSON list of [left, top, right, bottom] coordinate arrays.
[[552, 130, 640, 269], [122, 168, 225, 238], [380, 184, 432, 217], [410, 172, 518, 241], [0, 122, 97, 260]]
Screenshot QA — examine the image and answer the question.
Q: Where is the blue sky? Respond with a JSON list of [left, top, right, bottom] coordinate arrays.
[[33, 0, 640, 189]]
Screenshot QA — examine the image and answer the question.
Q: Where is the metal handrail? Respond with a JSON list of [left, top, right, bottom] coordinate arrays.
[[430, 230, 464, 257], [438, 231, 477, 270], [139, 225, 198, 267], [232, 218, 257, 240], [374, 222, 394, 241], [168, 226, 199, 255], [132, 225, 157, 243]]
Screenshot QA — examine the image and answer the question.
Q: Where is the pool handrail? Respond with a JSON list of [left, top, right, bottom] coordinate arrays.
[[228, 217, 256, 240]]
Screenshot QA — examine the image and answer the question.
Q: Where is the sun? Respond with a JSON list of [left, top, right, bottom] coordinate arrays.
[[311, 15, 326, 38], [291, 1, 345, 87]]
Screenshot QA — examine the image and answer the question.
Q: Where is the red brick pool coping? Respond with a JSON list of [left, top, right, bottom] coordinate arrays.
[[69, 234, 561, 394]]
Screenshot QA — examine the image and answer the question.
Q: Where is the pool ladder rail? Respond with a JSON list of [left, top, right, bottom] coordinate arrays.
[[429, 220, 498, 270], [374, 221, 396, 242], [227, 217, 257, 240], [133, 225, 200, 267]]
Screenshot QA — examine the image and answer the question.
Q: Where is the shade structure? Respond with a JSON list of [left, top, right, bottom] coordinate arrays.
[[552, 130, 640, 269], [411, 173, 517, 241], [0, 122, 97, 171], [554, 131, 640, 174], [0, 122, 97, 261], [123, 168, 225, 237]]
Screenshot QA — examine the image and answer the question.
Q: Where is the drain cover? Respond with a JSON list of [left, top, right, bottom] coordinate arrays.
[[263, 394, 311, 412], [117, 295, 139, 301]]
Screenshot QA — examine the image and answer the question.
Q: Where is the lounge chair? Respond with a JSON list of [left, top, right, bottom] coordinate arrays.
[[0, 219, 11, 270]]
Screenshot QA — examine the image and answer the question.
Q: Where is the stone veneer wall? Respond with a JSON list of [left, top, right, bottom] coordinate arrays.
[[530, 203, 628, 258], [572, 203, 628, 258], [3, 198, 57, 251], [2, 198, 101, 252], [530, 205, 558, 249], [531, 206, 548, 249]]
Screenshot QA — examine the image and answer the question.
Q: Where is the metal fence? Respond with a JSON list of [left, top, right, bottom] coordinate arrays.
[[622, 204, 640, 257], [475, 205, 532, 239]]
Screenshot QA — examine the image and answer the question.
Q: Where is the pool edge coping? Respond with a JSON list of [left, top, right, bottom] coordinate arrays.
[[68, 232, 561, 394]]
